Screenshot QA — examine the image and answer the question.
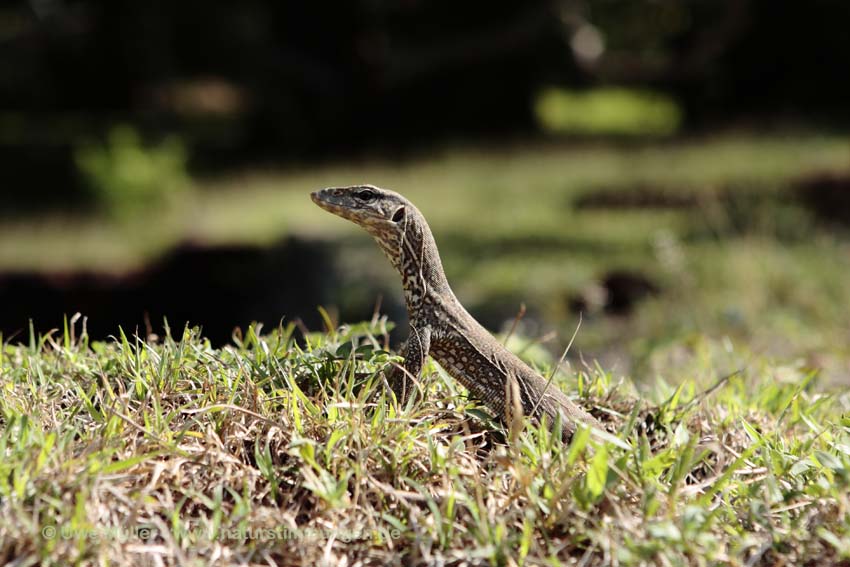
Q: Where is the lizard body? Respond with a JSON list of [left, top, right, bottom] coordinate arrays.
[[311, 185, 600, 437]]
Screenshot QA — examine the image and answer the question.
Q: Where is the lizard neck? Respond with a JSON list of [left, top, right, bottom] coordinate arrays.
[[370, 209, 453, 312]]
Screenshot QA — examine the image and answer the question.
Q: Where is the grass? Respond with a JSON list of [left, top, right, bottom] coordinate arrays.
[[1, 132, 847, 272], [1, 318, 849, 565]]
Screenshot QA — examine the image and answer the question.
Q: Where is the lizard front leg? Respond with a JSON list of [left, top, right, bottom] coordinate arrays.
[[389, 325, 431, 404]]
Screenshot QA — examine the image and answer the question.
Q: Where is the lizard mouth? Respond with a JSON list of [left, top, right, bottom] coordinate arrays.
[[310, 189, 346, 215], [310, 189, 330, 207], [311, 187, 384, 226]]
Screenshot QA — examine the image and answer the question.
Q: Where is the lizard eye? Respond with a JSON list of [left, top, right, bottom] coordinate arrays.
[[355, 189, 377, 202]]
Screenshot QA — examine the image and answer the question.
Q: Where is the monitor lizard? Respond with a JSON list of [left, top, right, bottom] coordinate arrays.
[[311, 185, 600, 438]]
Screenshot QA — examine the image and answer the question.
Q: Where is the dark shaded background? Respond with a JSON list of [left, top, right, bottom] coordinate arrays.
[[4, 0, 850, 210], [2, 0, 849, 345]]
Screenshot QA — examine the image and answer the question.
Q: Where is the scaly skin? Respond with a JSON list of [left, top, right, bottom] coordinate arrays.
[[311, 185, 600, 438]]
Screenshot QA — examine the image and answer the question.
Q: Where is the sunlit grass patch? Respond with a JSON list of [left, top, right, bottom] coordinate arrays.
[[534, 87, 682, 137], [1, 319, 848, 565]]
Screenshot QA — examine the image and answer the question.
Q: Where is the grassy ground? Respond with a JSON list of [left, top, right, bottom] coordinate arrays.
[[2, 132, 849, 564], [2, 132, 847, 272], [1, 319, 849, 566]]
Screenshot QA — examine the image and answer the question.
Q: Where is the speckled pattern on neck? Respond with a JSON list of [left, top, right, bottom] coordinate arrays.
[[311, 185, 600, 438]]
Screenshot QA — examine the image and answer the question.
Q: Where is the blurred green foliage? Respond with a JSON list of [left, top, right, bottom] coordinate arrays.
[[74, 125, 190, 219], [534, 88, 681, 137]]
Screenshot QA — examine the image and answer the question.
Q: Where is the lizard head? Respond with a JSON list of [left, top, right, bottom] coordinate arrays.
[[311, 185, 410, 236], [312, 184, 450, 291]]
